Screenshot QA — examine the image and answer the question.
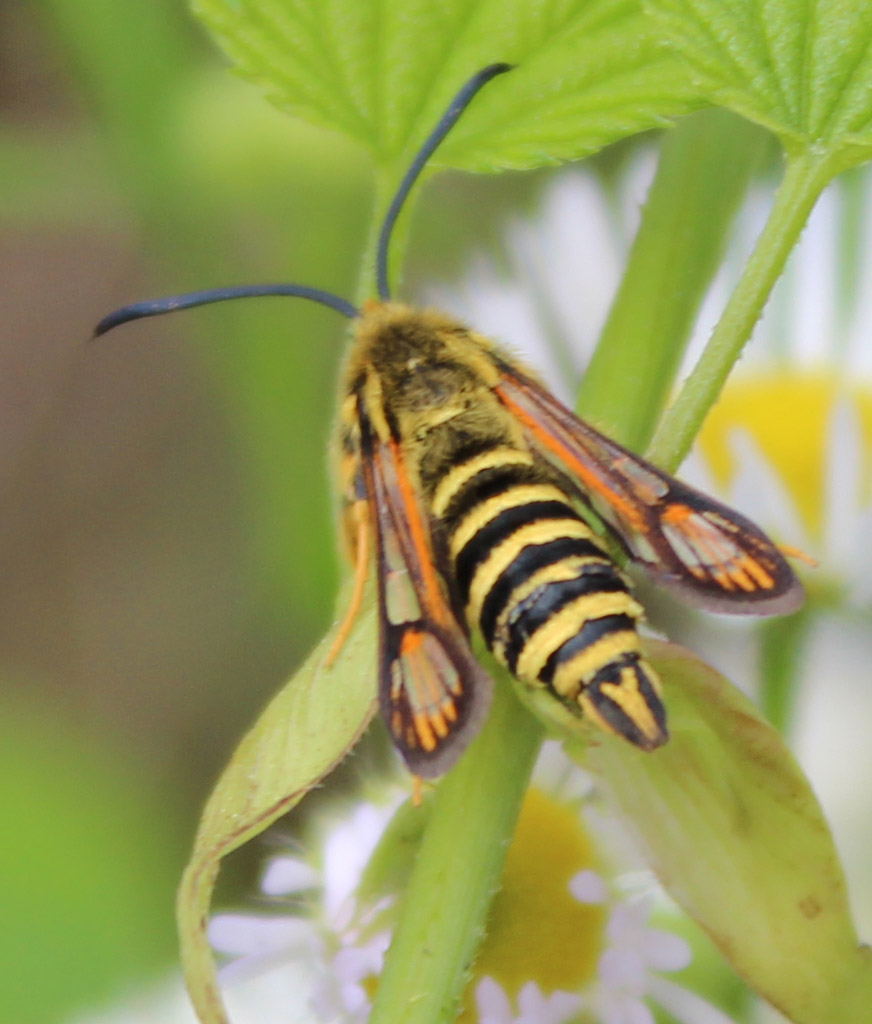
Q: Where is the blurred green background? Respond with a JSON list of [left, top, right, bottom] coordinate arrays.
[[0, 3, 554, 1021]]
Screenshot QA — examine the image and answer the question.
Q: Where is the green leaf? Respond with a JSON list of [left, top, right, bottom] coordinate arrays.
[[190, 0, 703, 172], [573, 639, 872, 1024], [177, 580, 378, 1024], [644, 0, 872, 166]]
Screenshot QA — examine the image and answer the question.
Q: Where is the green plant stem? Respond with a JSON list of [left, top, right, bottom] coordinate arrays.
[[357, 172, 391, 304], [648, 151, 840, 473], [358, 159, 427, 303], [359, 166, 543, 1023], [757, 606, 812, 735], [369, 680, 543, 1024]]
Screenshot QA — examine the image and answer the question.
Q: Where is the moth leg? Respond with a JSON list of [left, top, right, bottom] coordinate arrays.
[[324, 499, 371, 668]]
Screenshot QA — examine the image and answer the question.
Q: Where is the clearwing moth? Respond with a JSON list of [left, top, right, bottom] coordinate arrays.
[[96, 65, 803, 778]]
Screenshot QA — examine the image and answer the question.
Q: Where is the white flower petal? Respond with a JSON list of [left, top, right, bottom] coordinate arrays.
[[790, 617, 872, 937], [678, 448, 720, 495], [844, 507, 872, 605], [261, 856, 319, 896], [208, 913, 313, 957], [429, 160, 658, 402], [475, 976, 514, 1023], [533, 740, 593, 802], [846, 189, 872, 374], [429, 260, 563, 395], [615, 149, 659, 245], [66, 966, 321, 1024], [512, 981, 584, 1024], [322, 798, 402, 921], [598, 948, 646, 992], [526, 171, 625, 368], [618, 995, 656, 1024], [606, 899, 651, 945], [822, 397, 864, 573], [332, 941, 382, 984], [647, 975, 740, 1024], [309, 976, 340, 1021], [569, 869, 609, 904], [682, 186, 771, 376], [600, 999, 626, 1024], [539, 989, 585, 1024], [727, 428, 810, 551], [311, 963, 372, 1023], [340, 982, 370, 1016], [637, 928, 692, 972], [598, 990, 656, 1024], [223, 960, 324, 1024], [516, 980, 551, 1018], [783, 185, 840, 368]]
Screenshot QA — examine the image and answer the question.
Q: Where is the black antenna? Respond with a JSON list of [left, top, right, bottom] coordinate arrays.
[[375, 62, 513, 302], [94, 283, 358, 338], [95, 64, 512, 337]]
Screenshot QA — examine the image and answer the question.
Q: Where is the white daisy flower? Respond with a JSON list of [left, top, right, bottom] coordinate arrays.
[[462, 745, 730, 1024], [200, 742, 733, 1024], [209, 793, 405, 1022], [64, 741, 732, 1024]]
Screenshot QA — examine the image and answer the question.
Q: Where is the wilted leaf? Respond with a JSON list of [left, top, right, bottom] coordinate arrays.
[[177, 581, 378, 1024], [573, 639, 872, 1023], [191, 0, 702, 172]]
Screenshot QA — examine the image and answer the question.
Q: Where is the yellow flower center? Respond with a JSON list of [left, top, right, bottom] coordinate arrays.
[[459, 787, 606, 1018], [697, 371, 872, 540]]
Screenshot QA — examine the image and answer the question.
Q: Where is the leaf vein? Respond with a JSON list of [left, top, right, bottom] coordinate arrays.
[[814, 17, 872, 140]]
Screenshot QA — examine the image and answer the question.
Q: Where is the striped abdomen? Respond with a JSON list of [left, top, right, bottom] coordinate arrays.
[[431, 446, 667, 750]]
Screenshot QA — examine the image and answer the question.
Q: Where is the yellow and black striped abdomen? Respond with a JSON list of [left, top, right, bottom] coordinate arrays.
[[433, 446, 668, 750]]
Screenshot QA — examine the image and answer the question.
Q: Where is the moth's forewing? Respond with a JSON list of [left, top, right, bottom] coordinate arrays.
[[494, 365, 803, 616], [358, 407, 492, 778]]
